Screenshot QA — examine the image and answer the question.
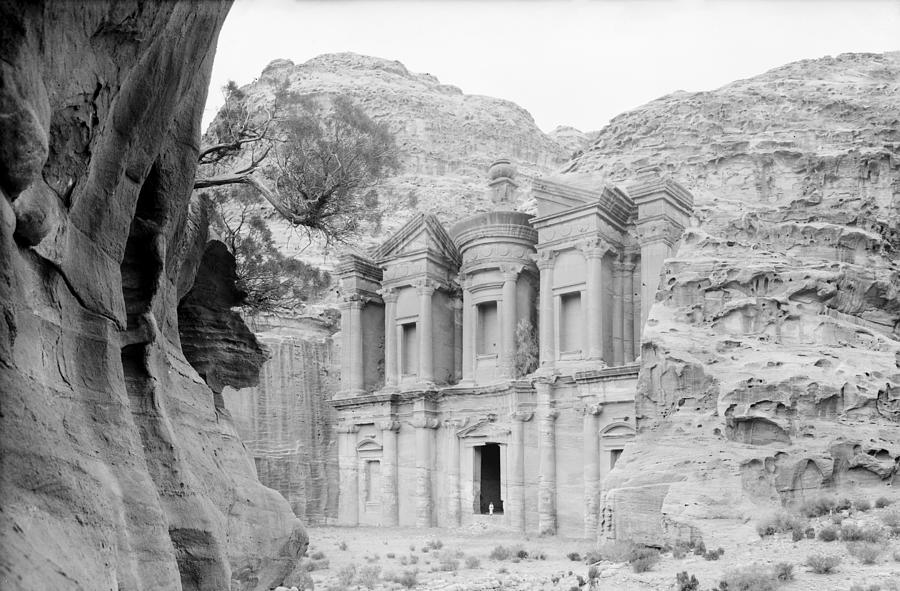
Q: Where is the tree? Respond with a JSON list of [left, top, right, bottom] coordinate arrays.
[[194, 83, 398, 245]]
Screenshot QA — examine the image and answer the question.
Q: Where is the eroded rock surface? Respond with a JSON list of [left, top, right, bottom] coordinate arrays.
[[563, 52, 900, 545], [0, 2, 305, 589]]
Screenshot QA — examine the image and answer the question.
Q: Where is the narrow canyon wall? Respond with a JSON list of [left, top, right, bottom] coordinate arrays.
[[563, 52, 900, 545], [0, 3, 306, 590], [223, 314, 341, 525]]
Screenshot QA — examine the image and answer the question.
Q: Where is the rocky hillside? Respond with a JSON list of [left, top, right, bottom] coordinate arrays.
[[0, 3, 309, 590], [216, 52, 573, 259], [566, 52, 900, 545]]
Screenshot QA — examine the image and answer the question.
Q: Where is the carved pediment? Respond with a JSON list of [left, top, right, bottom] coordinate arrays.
[[356, 438, 383, 453], [371, 213, 461, 267], [456, 415, 510, 440]]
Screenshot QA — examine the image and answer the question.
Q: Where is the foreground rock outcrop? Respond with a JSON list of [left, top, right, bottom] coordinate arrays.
[[564, 52, 900, 545], [0, 3, 306, 589]]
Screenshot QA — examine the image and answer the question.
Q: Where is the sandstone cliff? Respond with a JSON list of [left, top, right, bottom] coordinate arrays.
[[562, 52, 900, 545], [0, 3, 306, 589]]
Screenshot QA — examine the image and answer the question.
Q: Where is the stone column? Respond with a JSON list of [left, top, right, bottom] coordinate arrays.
[[336, 422, 359, 525], [443, 419, 464, 527], [416, 281, 435, 383], [379, 420, 400, 526], [621, 258, 636, 363], [508, 410, 533, 532], [461, 276, 474, 383], [536, 251, 556, 369], [349, 298, 365, 394], [500, 265, 520, 377], [632, 260, 642, 354], [381, 289, 399, 387], [612, 261, 624, 366], [413, 416, 438, 527], [338, 299, 352, 394], [581, 403, 602, 538], [582, 240, 608, 362], [536, 380, 558, 535]]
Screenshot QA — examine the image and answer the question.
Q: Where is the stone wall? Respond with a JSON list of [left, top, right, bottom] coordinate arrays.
[[0, 3, 306, 589], [224, 314, 341, 525]]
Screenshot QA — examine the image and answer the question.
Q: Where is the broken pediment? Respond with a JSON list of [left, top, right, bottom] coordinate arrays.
[[456, 416, 511, 440], [371, 213, 461, 267]]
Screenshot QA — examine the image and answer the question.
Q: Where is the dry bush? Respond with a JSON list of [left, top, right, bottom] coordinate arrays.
[[841, 523, 884, 542], [383, 569, 418, 589], [757, 511, 806, 537], [356, 565, 381, 588], [567, 552, 582, 562], [855, 499, 873, 512], [594, 541, 639, 563], [436, 549, 459, 572], [676, 571, 700, 591], [721, 565, 779, 591], [336, 564, 356, 587], [847, 542, 882, 564], [818, 525, 839, 541], [629, 547, 660, 573], [796, 496, 838, 517], [875, 496, 892, 509], [489, 545, 512, 561], [464, 555, 480, 569], [774, 562, 794, 581], [805, 552, 841, 574]]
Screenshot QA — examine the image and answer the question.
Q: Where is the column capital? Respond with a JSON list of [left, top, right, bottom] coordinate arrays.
[[535, 249, 557, 270], [510, 410, 534, 423], [336, 421, 360, 434], [577, 402, 603, 416], [377, 419, 401, 432], [579, 237, 614, 260], [414, 278, 438, 296], [616, 260, 636, 273], [411, 417, 440, 429], [500, 263, 524, 281], [378, 287, 399, 303]]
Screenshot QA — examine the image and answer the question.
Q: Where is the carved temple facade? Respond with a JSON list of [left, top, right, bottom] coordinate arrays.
[[333, 161, 693, 538]]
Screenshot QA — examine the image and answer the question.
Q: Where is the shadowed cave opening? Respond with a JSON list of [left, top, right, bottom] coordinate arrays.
[[475, 443, 503, 515]]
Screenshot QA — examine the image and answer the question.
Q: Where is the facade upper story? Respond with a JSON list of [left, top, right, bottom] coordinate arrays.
[[336, 160, 693, 397]]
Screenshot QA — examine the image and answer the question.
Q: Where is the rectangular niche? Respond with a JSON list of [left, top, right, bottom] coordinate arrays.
[[559, 291, 583, 354], [401, 322, 418, 376], [476, 301, 499, 355]]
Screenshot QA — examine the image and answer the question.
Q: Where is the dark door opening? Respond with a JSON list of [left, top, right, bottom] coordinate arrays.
[[479, 443, 503, 514]]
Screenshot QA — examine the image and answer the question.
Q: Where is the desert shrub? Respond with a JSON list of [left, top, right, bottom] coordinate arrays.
[[594, 541, 639, 563], [386, 552, 395, 559], [409, 544, 415, 551], [336, 564, 356, 587], [692, 540, 706, 556], [587, 565, 599, 580], [409, 554, 419, 565], [757, 511, 805, 537], [464, 555, 480, 569], [308, 558, 329, 571], [421, 547, 428, 553], [894, 549, 900, 561], [721, 565, 779, 591], [797, 495, 838, 517], [849, 585, 882, 591], [310, 550, 326, 560], [774, 562, 794, 582], [426, 538, 444, 550], [672, 545, 688, 559], [831, 514, 845, 525], [704, 547, 725, 560], [880, 509, 900, 529], [818, 525, 839, 541], [875, 496, 892, 509], [855, 499, 873, 512], [676, 571, 700, 591], [515, 548, 529, 559], [489, 545, 512, 561], [357, 565, 381, 588], [847, 542, 882, 564], [384, 569, 418, 589], [531, 549, 546, 560], [791, 528, 804, 542], [805, 526, 816, 539], [399, 556, 408, 566], [436, 549, 460, 571], [841, 523, 883, 542], [337, 540, 348, 551], [498, 566, 508, 574], [836, 497, 853, 511], [629, 547, 660, 573], [805, 552, 841, 574], [567, 552, 582, 562]]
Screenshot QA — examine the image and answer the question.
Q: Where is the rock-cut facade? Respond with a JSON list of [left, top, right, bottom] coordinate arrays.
[[334, 160, 693, 538]]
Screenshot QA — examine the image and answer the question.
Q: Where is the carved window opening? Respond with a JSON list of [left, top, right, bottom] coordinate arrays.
[[559, 291, 583, 354], [473, 443, 503, 514], [610, 448, 623, 469], [401, 322, 418, 376], [476, 301, 499, 356], [364, 459, 381, 503]]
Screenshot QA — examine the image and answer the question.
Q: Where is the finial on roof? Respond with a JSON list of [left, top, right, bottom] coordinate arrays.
[[487, 158, 518, 210]]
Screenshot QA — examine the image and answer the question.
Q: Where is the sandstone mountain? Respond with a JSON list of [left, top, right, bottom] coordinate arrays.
[[559, 52, 900, 544], [215, 52, 573, 260]]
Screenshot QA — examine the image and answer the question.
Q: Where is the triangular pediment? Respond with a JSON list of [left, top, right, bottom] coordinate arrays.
[[371, 213, 461, 267], [456, 417, 511, 440]]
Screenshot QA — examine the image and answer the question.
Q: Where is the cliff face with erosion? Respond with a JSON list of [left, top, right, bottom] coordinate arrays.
[[0, 3, 307, 590], [562, 52, 900, 545], [223, 315, 341, 525]]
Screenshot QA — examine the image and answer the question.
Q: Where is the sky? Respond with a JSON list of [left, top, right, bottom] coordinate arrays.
[[205, 0, 900, 133]]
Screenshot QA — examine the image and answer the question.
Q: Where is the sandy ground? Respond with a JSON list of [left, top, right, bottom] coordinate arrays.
[[299, 510, 900, 591]]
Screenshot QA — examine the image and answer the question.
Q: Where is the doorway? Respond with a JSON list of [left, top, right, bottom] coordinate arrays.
[[474, 443, 503, 514]]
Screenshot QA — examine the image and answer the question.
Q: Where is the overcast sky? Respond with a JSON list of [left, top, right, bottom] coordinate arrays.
[[205, 0, 900, 133]]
